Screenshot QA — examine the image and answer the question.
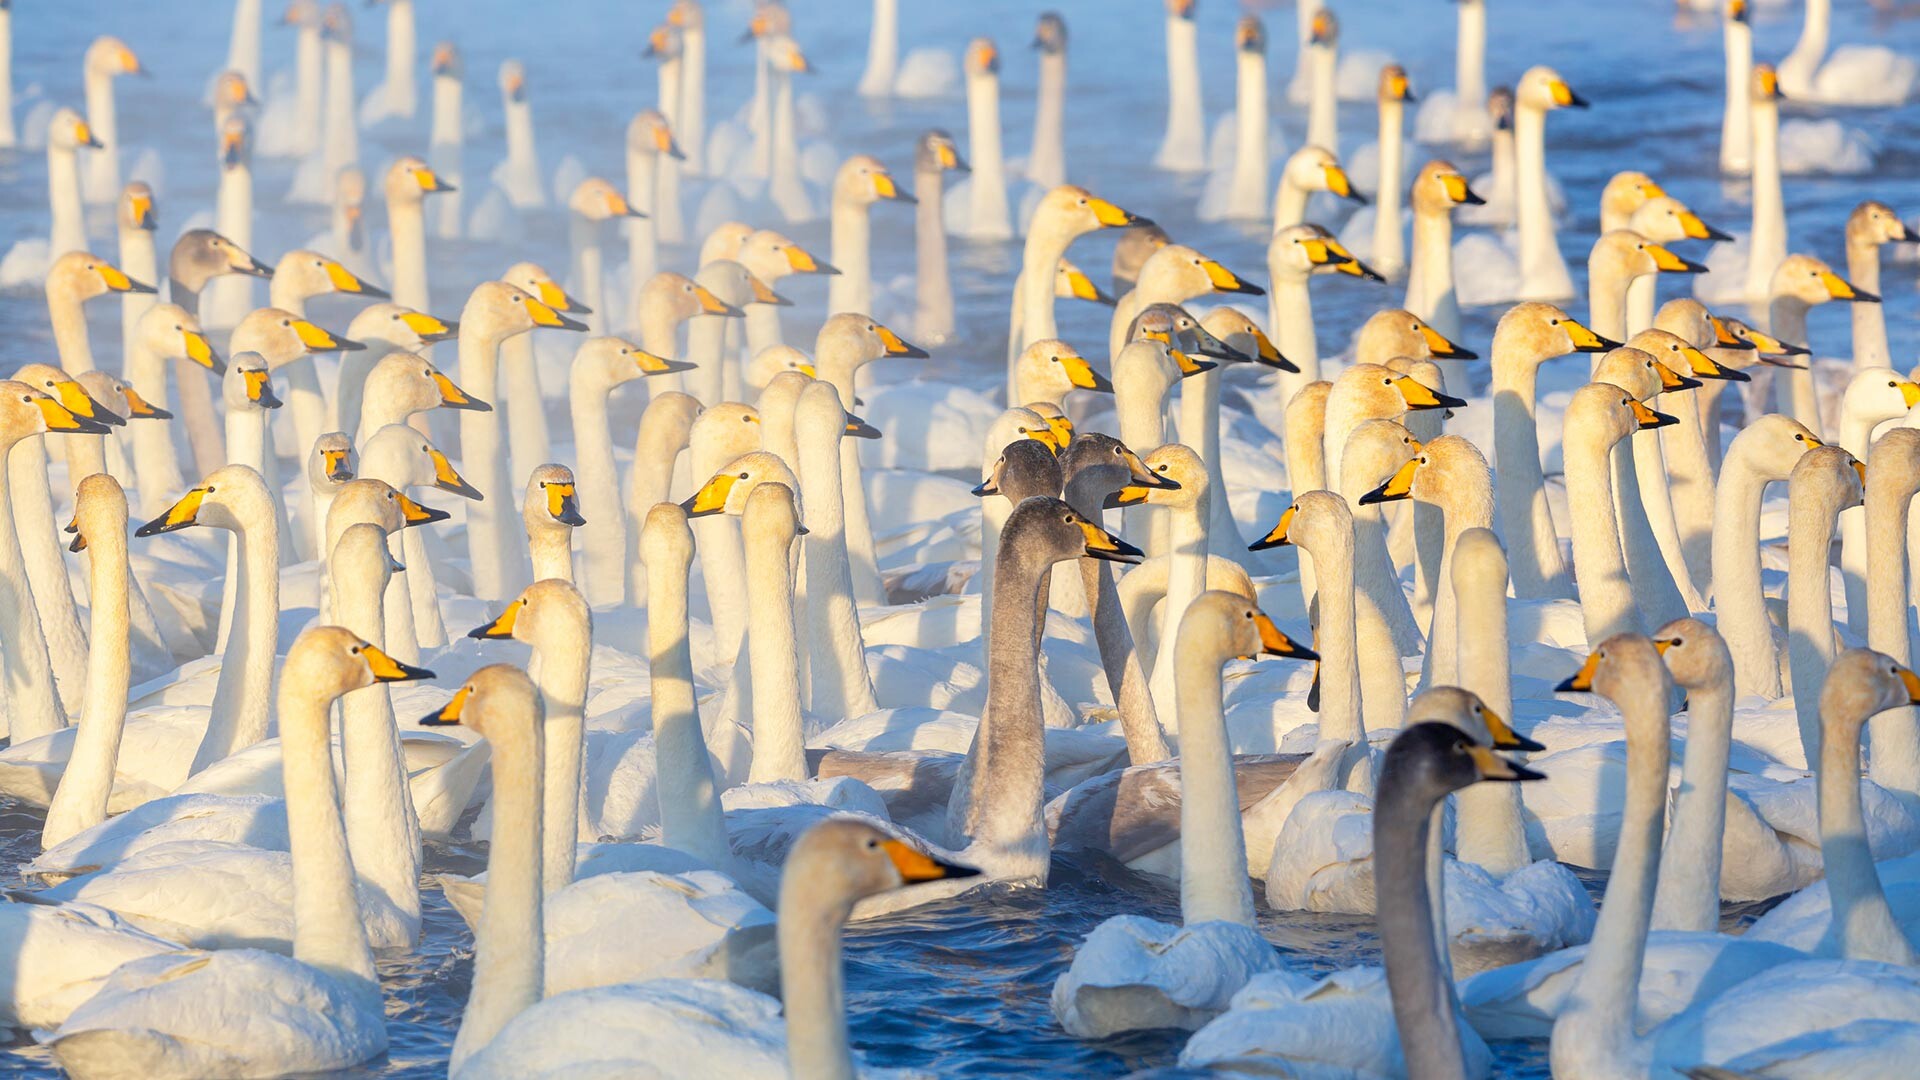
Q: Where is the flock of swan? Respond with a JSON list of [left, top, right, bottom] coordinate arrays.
[[0, 0, 1915, 1076]]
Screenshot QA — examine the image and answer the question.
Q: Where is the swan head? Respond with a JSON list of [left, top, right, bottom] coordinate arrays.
[[1036, 185, 1152, 237], [0, 381, 110, 446], [1625, 329, 1745, 384], [1359, 434, 1489, 515], [66, 473, 128, 555], [1112, 222, 1170, 293], [469, 579, 590, 647], [420, 664, 543, 751], [1563, 382, 1673, 454], [333, 520, 403, 580], [1847, 200, 1918, 248], [1592, 229, 1708, 284], [640, 502, 696, 576], [570, 177, 641, 223], [1340, 418, 1421, 500], [640, 270, 736, 323], [1056, 434, 1168, 508], [1771, 253, 1878, 306], [285, 627, 434, 712], [691, 401, 763, 465], [1487, 85, 1515, 132], [819, 313, 928, 368], [1410, 160, 1484, 215], [526, 465, 586, 529], [1651, 298, 1722, 352], [217, 114, 251, 170], [137, 464, 274, 537], [834, 155, 915, 207], [1033, 12, 1068, 54], [1308, 8, 1339, 47], [983, 407, 1060, 467], [1145, 244, 1267, 300], [236, 307, 363, 364], [1129, 303, 1237, 371], [308, 433, 356, 488], [76, 370, 162, 424], [1630, 196, 1733, 245], [1004, 496, 1142, 566], [684, 450, 802, 518], [85, 36, 143, 78], [1651, 618, 1734, 695], [498, 58, 528, 101], [431, 41, 461, 78], [782, 819, 979, 915], [1594, 342, 1697, 398], [283, 0, 321, 29], [1715, 317, 1808, 365], [1823, 650, 1920, 745], [1381, 724, 1545, 808], [1250, 488, 1352, 554], [1333, 363, 1466, 426], [1726, 0, 1749, 24], [645, 24, 683, 63], [321, 477, 446, 540], [135, 303, 222, 375], [1282, 146, 1367, 207], [171, 229, 273, 283], [743, 2, 793, 42], [1791, 445, 1866, 514], [47, 108, 100, 152], [277, 249, 388, 302], [1201, 307, 1294, 371], [1379, 64, 1414, 104], [977, 437, 1065, 502], [14, 362, 120, 427], [1052, 256, 1110, 306], [579, 335, 695, 388], [1494, 302, 1616, 363], [915, 129, 970, 177], [1018, 339, 1112, 397], [1233, 16, 1267, 55], [1103, 443, 1203, 510], [744, 229, 838, 282], [1185, 590, 1317, 664], [1726, 413, 1824, 482], [1270, 224, 1382, 281], [964, 38, 1000, 77], [320, 3, 352, 42], [1407, 687, 1545, 753], [1555, 634, 1674, 744], [220, 352, 282, 413], [747, 346, 816, 391], [1751, 63, 1782, 104], [119, 182, 157, 233], [365, 424, 481, 501], [626, 108, 683, 164], [1357, 308, 1477, 363], [1844, 365, 1920, 425], [49, 251, 155, 302], [1600, 172, 1667, 227], [1517, 66, 1588, 112], [468, 280, 587, 339], [385, 154, 455, 203], [665, 0, 703, 30]]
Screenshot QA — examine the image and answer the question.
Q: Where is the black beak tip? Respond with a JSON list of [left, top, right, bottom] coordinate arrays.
[[1279, 644, 1321, 662], [971, 482, 997, 497], [1856, 288, 1883, 304], [360, 283, 392, 300], [129, 280, 158, 295], [1513, 734, 1549, 753], [1247, 537, 1281, 551], [1704, 225, 1734, 242], [1554, 676, 1581, 693]]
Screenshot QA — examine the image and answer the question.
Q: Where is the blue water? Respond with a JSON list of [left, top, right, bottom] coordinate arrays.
[[0, 0, 1912, 1074]]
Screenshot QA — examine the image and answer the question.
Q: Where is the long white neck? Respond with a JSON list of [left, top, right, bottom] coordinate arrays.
[[1029, 51, 1067, 189], [1712, 458, 1779, 697], [200, 164, 257, 328], [1307, 529, 1362, 746], [1721, 19, 1753, 175], [193, 504, 279, 774], [498, 332, 549, 498], [798, 421, 879, 718], [1779, 0, 1830, 94], [282, 667, 379, 995], [1343, 465, 1412, 736], [450, 699, 544, 1074], [82, 70, 119, 204], [1148, 496, 1210, 731], [857, 0, 899, 97], [1818, 705, 1919, 964], [460, 326, 524, 601], [645, 532, 732, 868], [1492, 355, 1571, 598], [1307, 46, 1337, 155], [294, 25, 323, 151], [569, 219, 607, 337], [11, 437, 88, 711], [429, 81, 463, 238], [1787, 482, 1847, 762], [323, 38, 359, 181], [654, 67, 683, 243], [0, 8, 13, 149], [1652, 674, 1732, 933], [1272, 179, 1311, 232], [118, 232, 158, 365], [767, 68, 810, 221], [1662, 387, 1720, 601], [1568, 431, 1639, 646], [529, 522, 573, 583], [226, 0, 262, 87], [1450, 533, 1530, 875], [529, 620, 589, 894], [48, 289, 96, 374], [965, 73, 1011, 239], [570, 373, 625, 606], [48, 143, 85, 258], [915, 164, 954, 342], [676, 27, 705, 174], [623, 406, 690, 605], [505, 98, 537, 181], [1456, 0, 1486, 110], [1864, 468, 1920, 797], [1746, 99, 1786, 302], [1227, 51, 1270, 220], [626, 152, 659, 302], [1154, 16, 1204, 168], [1406, 206, 1460, 340], [42, 510, 132, 848], [1514, 105, 1570, 300], [382, 0, 417, 118], [1015, 227, 1070, 369], [1550, 696, 1668, 1077], [1268, 277, 1319, 398], [1373, 100, 1406, 277], [1175, 617, 1257, 927], [747, 520, 807, 783], [779, 872, 859, 1080], [1629, 397, 1697, 611], [1849, 238, 1891, 370], [0, 447, 66, 740], [821, 365, 884, 609], [431, 71, 461, 147], [390, 197, 428, 313], [124, 343, 187, 517], [827, 202, 873, 318]]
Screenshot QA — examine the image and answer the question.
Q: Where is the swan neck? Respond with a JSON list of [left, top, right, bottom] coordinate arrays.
[[1175, 620, 1256, 927], [282, 673, 379, 994]]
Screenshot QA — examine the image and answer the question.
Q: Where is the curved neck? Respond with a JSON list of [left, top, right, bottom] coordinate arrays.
[[0, 451, 65, 740], [333, 552, 419, 927], [646, 543, 732, 869], [1652, 679, 1732, 933], [1175, 620, 1255, 927], [47, 290, 95, 374], [747, 521, 807, 783], [282, 671, 378, 994], [1567, 433, 1638, 646], [780, 870, 858, 1080], [1377, 777, 1469, 1080], [829, 203, 873, 318], [799, 423, 878, 718], [532, 626, 589, 894], [1587, 265, 1634, 344], [193, 509, 280, 773], [1819, 707, 1918, 963], [1029, 52, 1067, 187], [1018, 229, 1070, 351], [42, 520, 132, 848], [968, 544, 1052, 876], [1306, 533, 1362, 745], [1787, 487, 1847, 762], [1849, 239, 1890, 370], [390, 199, 428, 313]]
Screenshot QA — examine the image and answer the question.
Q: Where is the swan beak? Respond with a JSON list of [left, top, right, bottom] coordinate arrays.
[[746, 272, 792, 307], [1440, 173, 1485, 206], [412, 166, 455, 193], [136, 486, 207, 535], [871, 172, 916, 204], [935, 141, 970, 174], [292, 318, 361, 352], [1170, 350, 1217, 378], [1629, 398, 1679, 429], [1418, 323, 1478, 360], [67, 523, 88, 552], [691, 284, 744, 318], [971, 466, 1001, 498], [95, 263, 154, 294], [534, 281, 591, 315], [605, 190, 645, 219], [1394, 376, 1466, 410], [1102, 484, 1151, 509], [1728, 0, 1750, 24], [1678, 212, 1734, 242], [1059, 352, 1114, 393], [322, 448, 355, 482], [1248, 326, 1299, 372], [1323, 165, 1367, 205], [1359, 455, 1421, 505], [243, 368, 281, 409], [397, 492, 452, 527], [429, 448, 484, 501], [882, 839, 980, 883], [128, 191, 156, 230], [524, 296, 590, 331], [1078, 520, 1144, 564], [323, 260, 389, 298], [119, 385, 171, 420], [636, 351, 698, 377], [1122, 447, 1181, 490], [75, 119, 103, 149], [1820, 270, 1879, 303], [183, 329, 225, 373], [1549, 79, 1588, 108], [1086, 195, 1147, 229], [421, 684, 473, 726], [49, 380, 118, 425], [1684, 346, 1749, 382], [784, 244, 839, 275], [545, 481, 586, 526], [1331, 246, 1385, 282], [1898, 665, 1920, 704], [1249, 505, 1297, 551], [431, 371, 492, 411], [1654, 359, 1704, 392], [875, 323, 930, 358], [234, 249, 274, 277], [467, 598, 524, 640], [1708, 316, 1756, 350], [360, 643, 435, 683], [1556, 651, 1602, 692], [400, 312, 459, 343], [1063, 266, 1114, 306], [844, 415, 883, 440], [1481, 706, 1547, 753], [1469, 744, 1547, 782], [681, 472, 739, 517], [1201, 259, 1266, 296], [1043, 414, 1075, 449], [1900, 381, 1920, 408], [1561, 318, 1617, 352], [1647, 243, 1708, 274], [1255, 613, 1319, 661], [1854, 458, 1870, 486]]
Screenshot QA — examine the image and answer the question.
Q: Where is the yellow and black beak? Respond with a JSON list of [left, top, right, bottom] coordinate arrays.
[[1549, 79, 1589, 108], [397, 492, 452, 527], [1063, 265, 1114, 306], [1646, 243, 1708, 274], [412, 166, 456, 194], [292, 319, 365, 353], [1246, 326, 1299, 372], [1200, 259, 1266, 297], [420, 683, 472, 726], [1086, 195, 1149, 229], [1677, 211, 1734, 243], [1900, 380, 1920, 408], [232, 248, 274, 278], [784, 243, 839, 275], [1103, 484, 1152, 509], [1359, 455, 1422, 505], [35, 394, 115, 435], [1481, 705, 1547, 753], [1440, 173, 1486, 206], [524, 296, 590, 331], [428, 447, 483, 500], [1042, 414, 1074, 450], [184, 328, 225, 374], [534, 281, 590, 315], [1169, 350, 1217, 378], [1562, 317, 1618, 353], [1323, 164, 1367, 205], [681, 472, 739, 517], [243, 367, 282, 410], [322, 260, 390, 299], [1682, 346, 1749, 382], [1653, 359, 1704, 393], [1418, 323, 1478, 360], [65, 513, 87, 552], [1394, 375, 1467, 411], [1820, 270, 1880, 304], [871, 171, 917, 204], [136, 485, 207, 536], [1254, 612, 1319, 661], [1555, 651, 1602, 693], [971, 460, 1003, 498], [358, 642, 435, 683], [1898, 664, 1920, 705], [431, 370, 492, 412], [845, 414, 883, 440], [1852, 456, 1869, 486], [1628, 398, 1679, 429], [874, 323, 930, 358], [128, 190, 156, 230], [882, 838, 980, 883], [468, 598, 525, 640], [1121, 448, 1182, 491], [401, 311, 461, 343], [747, 272, 792, 308], [1248, 505, 1297, 551], [1059, 352, 1115, 393], [321, 447, 354, 482], [95, 262, 156, 294], [688, 283, 743, 318], [635, 350, 698, 377], [1468, 743, 1547, 782], [119, 385, 171, 420], [545, 481, 586, 526], [1077, 520, 1145, 564], [1708, 315, 1755, 351]]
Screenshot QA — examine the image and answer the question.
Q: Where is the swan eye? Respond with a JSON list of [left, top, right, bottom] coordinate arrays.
[[866, 838, 880, 849], [738, 471, 749, 479], [1795, 434, 1805, 441], [1157, 464, 1168, 472], [1550, 318, 1560, 326], [351, 645, 362, 654], [282, 319, 291, 327], [206, 486, 216, 493], [18, 395, 27, 402]]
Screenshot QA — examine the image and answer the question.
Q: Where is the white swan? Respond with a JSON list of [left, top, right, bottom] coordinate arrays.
[[1513, 66, 1588, 301], [1777, 0, 1918, 105], [825, 155, 915, 319], [1844, 199, 1916, 371], [79, 36, 142, 206], [1027, 12, 1068, 188], [429, 41, 465, 238], [1403, 160, 1484, 341], [1153, 0, 1203, 171]]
